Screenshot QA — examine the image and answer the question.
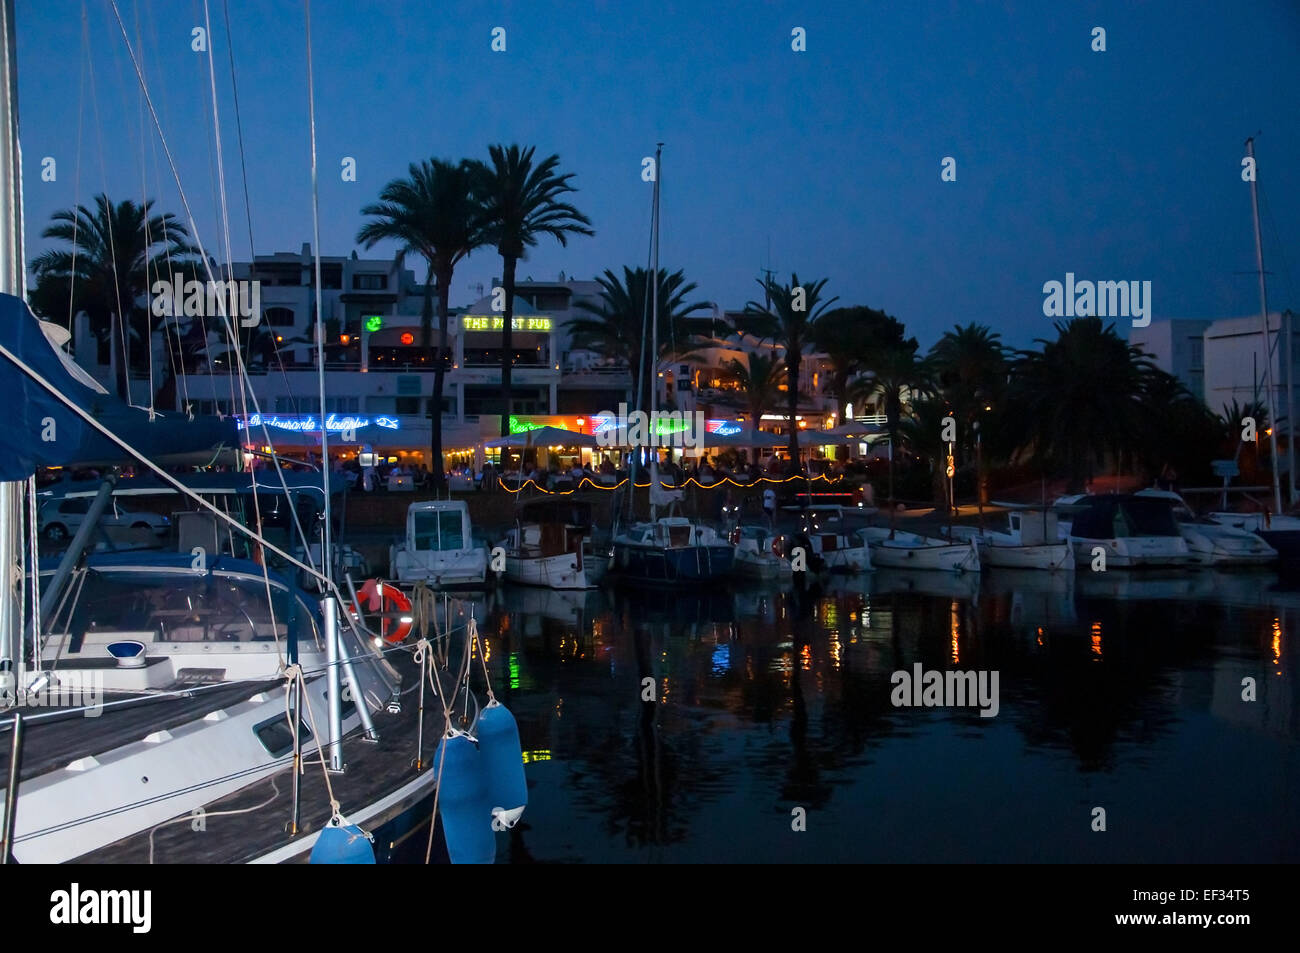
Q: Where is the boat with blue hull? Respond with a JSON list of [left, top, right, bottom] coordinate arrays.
[[613, 516, 734, 584]]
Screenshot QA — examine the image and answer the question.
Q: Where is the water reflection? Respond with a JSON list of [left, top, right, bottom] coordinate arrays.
[[454, 568, 1297, 862]]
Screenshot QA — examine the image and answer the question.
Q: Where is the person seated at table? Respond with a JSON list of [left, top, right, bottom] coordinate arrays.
[[599, 454, 615, 475]]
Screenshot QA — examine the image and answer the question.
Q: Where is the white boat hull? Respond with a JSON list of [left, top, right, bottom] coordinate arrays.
[[980, 541, 1074, 571], [1067, 536, 1194, 568], [505, 550, 595, 590], [863, 531, 981, 573]]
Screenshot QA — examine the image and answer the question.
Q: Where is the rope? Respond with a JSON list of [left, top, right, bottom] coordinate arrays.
[[105, 0, 323, 584], [147, 773, 281, 864], [281, 663, 341, 826]]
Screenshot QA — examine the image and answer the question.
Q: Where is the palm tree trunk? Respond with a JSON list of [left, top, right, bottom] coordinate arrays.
[[110, 312, 128, 400], [420, 262, 435, 349], [499, 255, 517, 437], [431, 265, 452, 490], [787, 353, 801, 470]]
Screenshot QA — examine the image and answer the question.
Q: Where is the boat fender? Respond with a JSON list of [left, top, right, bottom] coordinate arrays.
[[310, 815, 376, 864], [477, 700, 529, 829], [434, 732, 496, 864]]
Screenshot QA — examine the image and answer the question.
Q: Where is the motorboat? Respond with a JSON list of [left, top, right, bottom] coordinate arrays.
[[1136, 488, 1277, 566], [612, 516, 735, 584], [500, 498, 607, 590], [950, 509, 1074, 571], [1054, 493, 1194, 568], [389, 499, 487, 587], [790, 505, 871, 573], [729, 523, 793, 582]]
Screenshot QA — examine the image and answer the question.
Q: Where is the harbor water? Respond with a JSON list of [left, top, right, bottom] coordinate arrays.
[[460, 570, 1298, 863]]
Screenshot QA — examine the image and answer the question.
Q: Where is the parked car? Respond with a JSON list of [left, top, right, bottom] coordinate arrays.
[[39, 497, 171, 542]]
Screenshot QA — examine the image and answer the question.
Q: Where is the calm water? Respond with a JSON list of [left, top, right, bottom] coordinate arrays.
[[458, 569, 1298, 863]]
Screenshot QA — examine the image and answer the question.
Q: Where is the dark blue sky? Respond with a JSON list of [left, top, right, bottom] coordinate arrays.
[[14, 0, 1300, 349]]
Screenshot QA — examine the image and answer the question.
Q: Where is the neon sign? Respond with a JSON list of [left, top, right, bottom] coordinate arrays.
[[364, 315, 383, 332], [462, 315, 552, 332], [240, 413, 400, 433]]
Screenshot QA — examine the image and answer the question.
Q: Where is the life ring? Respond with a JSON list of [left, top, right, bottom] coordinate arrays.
[[351, 579, 413, 645]]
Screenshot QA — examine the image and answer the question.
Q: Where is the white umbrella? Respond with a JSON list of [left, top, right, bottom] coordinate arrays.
[[700, 428, 787, 448], [811, 422, 885, 440], [484, 425, 600, 449]]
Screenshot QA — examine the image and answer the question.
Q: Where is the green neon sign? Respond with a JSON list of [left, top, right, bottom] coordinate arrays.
[[509, 415, 545, 434], [364, 315, 383, 332]]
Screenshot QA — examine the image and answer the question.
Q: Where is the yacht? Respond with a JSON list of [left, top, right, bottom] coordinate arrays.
[[390, 499, 488, 588], [1054, 493, 1194, 568], [1137, 488, 1277, 566]]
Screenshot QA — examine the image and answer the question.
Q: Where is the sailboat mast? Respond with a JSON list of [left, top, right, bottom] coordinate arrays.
[[0, 0, 26, 692], [649, 143, 662, 520], [1246, 137, 1283, 517], [304, 2, 332, 583]]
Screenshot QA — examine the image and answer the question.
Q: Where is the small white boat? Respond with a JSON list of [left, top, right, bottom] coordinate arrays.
[[792, 505, 872, 573], [500, 499, 606, 590], [389, 499, 487, 587], [951, 510, 1074, 571], [1137, 489, 1277, 566], [729, 524, 793, 582], [1054, 493, 1194, 568], [859, 526, 980, 572]]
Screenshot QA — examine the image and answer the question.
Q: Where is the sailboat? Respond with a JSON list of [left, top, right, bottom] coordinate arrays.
[[610, 144, 734, 585], [1206, 137, 1300, 561], [0, 1, 510, 864]]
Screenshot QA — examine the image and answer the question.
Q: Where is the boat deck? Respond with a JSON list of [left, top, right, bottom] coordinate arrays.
[[4, 651, 451, 864]]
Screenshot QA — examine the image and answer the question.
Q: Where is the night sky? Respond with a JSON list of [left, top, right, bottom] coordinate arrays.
[[14, 0, 1300, 348]]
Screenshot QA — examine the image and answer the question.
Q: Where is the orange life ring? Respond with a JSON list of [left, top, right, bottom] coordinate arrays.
[[350, 579, 413, 645]]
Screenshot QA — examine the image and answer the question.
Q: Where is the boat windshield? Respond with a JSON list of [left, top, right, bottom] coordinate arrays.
[[1115, 499, 1181, 536], [414, 510, 465, 551], [62, 570, 306, 649]]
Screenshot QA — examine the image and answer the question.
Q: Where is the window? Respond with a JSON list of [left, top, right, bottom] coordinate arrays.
[[352, 273, 387, 291], [253, 710, 313, 758], [1189, 338, 1204, 371], [326, 397, 359, 414], [413, 510, 465, 551], [265, 307, 295, 327], [60, 499, 90, 515], [275, 396, 295, 414]]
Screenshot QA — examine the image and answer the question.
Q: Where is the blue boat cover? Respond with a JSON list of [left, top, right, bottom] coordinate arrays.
[[0, 293, 239, 480]]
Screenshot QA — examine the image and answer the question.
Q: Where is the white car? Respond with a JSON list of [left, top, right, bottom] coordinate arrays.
[[39, 497, 171, 543]]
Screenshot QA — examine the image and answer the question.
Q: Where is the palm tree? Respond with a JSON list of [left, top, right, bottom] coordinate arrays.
[[474, 145, 594, 436], [1004, 317, 1161, 491], [568, 266, 711, 412], [897, 396, 954, 508], [744, 273, 838, 466], [30, 194, 198, 399], [726, 350, 785, 466], [850, 342, 933, 500], [357, 158, 486, 487], [929, 323, 1006, 428], [811, 305, 912, 419]]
